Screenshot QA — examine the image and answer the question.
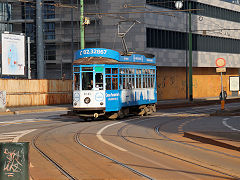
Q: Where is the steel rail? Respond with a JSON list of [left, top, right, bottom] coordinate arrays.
[[74, 127, 154, 180], [32, 123, 77, 180], [116, 116, 240, 179]]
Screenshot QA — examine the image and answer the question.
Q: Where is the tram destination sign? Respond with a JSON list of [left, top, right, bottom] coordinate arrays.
[[75, 48, 120, 61], [74, 48, 156, 64]]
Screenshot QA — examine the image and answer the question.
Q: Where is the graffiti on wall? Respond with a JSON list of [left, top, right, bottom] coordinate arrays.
[[3, 148, 24, 177]]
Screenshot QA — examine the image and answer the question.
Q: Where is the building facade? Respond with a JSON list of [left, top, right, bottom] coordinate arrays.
[[1, 0, 240, 99], [0, 0, 82, 79], [86, 0, 240, 99]]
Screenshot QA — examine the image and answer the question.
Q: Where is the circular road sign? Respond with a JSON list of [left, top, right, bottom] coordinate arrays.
[[215, 58, 226, 68]]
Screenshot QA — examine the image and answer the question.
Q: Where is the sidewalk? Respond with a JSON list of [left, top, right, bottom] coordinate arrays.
[[0, 104, 71, 115]]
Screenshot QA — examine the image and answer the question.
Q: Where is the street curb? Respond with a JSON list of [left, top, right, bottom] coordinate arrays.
[[157, 98, 240, 110], [0, 107, 70, 115], [157, 100, 219, 109], [183, 132, 240, 152]]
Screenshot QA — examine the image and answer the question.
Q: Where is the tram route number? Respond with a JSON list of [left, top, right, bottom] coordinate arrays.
[[79, 49, 107, 56]]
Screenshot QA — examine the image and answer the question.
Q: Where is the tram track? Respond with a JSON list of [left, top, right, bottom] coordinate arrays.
[[115, 115, 240, 179], [74, 120, 154, 180], [29, 108, 239, 179], [31, 119, 149, 179], [32, 122, 78, 180]]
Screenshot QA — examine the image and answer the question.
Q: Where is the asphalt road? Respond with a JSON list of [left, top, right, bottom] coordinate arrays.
[[0, 103, 240, 179]]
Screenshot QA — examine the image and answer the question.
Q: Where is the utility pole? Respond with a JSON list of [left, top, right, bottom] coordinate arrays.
[[188, 1, 193, 101], [36, 0, 45, 79], [71, 0, 74, 62], [80, 0, 85, 49], [28, 37, 31, 79]]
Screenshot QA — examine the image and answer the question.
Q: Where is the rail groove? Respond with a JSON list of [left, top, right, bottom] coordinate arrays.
[[32, 123, 77, 180]]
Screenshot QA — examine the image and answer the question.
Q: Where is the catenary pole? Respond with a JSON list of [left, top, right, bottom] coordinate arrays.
[[80, 0, 85, 49], [36, 0, 45, 79], [28, 37, 31, 79], [188, 1, 193, 101]]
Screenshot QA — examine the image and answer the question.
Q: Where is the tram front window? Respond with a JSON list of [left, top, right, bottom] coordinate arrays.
[[74, 73, 80, 90], [82, 72, 93, 90], [95, 73, 103, 90]]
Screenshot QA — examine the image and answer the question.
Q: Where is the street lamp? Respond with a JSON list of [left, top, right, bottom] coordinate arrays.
[[175, 1, 183, 9], [175, 1, 193, 101]]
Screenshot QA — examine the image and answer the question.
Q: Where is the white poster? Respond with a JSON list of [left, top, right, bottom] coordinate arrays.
[[2, 33, 25, 75], [229, 76, 239, 91]]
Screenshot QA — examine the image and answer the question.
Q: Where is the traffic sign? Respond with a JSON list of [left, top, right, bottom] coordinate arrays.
[[216, 67, 226, 73], [215, 58, 226, 67]]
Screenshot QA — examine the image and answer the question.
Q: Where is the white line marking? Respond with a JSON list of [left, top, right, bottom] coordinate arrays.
[[0, 119, 35, 124], [222, 118, 240, 132], [13, 129, 36, 142], [98, 117, 197, 180], [97, 121, 128, 152], [0, 129, 37, 142]]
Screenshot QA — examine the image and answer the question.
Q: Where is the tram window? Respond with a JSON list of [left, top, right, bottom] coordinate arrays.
[[106, 68, 111, 74], [95, 73, 103, 90], [151, 75, 155, 88], [120, 74, 123, 89], [74, 73, 80, 90], [112, 78, 118, 90], [106, 78, 111, 90], [82, 72, 93, 90], [112, 68, 118, 74], [82, 67, 93, 71], [106, 68, 119, 90], [148, 70, 151, 88], [74, 67, 80, 72], [136, 69, 141, 88]]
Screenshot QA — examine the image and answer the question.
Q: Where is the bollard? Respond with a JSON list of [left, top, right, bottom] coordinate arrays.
[[221, 100, 225, 110], [0, 142, 29, 180]]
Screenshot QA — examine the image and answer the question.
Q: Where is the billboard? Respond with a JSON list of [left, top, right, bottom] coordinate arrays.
[[229, 76, 239, 91], [2, 33, 25, 75]]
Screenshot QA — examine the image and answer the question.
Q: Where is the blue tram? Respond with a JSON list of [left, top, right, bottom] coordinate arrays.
[[72, 48, 157, 119]]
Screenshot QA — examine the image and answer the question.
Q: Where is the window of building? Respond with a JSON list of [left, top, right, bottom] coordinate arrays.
[[24, 2, 35, 19], [26, 23, 35, 40], [44, 22, 55, 40], [147, 27, 240, 54], [146, 0, 240, 23], [45, 44, 56, 61], [44, 1, 55, 19]]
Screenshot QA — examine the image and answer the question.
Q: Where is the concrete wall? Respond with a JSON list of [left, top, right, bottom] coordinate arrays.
[[0, 80, 72, 107], [157, 67, 239, 100]]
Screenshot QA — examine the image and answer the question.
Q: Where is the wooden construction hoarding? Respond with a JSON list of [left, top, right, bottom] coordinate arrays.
[[0, 80, 72, 107]]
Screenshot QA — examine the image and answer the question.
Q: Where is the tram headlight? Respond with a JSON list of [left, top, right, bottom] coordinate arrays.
[[84, 97, 91, 104], [74, 102, 77, 106], [100, 102, 103, 105]]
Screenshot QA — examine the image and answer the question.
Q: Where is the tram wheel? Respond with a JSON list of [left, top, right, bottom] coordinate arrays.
[[152, 104, 156, 112], [144, 106, 153, 116]]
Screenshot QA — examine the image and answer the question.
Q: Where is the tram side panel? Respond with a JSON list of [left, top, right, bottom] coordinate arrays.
[[120, 88, 157, 107]]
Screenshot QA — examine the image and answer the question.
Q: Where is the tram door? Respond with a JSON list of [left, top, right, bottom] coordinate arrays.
[[105, 68, 120, 112]]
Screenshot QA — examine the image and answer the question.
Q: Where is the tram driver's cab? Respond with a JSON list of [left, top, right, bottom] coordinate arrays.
[[73, 66, 105, 111]]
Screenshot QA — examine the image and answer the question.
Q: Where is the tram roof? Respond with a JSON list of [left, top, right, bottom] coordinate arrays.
[[74, 48, 156, 65], [73, 57, 155, 65]]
